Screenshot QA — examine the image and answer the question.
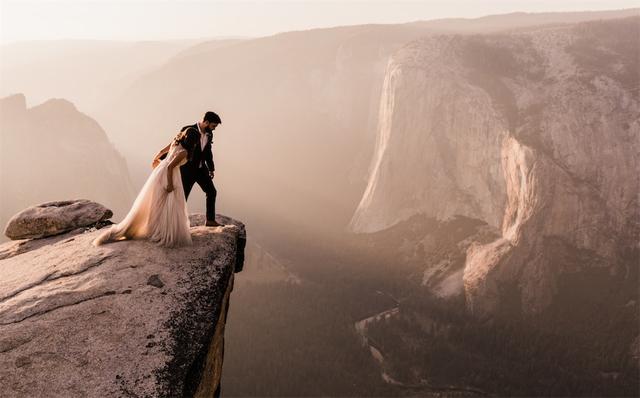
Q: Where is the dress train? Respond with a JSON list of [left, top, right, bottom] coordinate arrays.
[[92, 143, 192, 248]]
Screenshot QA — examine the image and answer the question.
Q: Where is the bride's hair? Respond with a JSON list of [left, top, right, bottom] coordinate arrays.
[[173, 128, 200, 159]]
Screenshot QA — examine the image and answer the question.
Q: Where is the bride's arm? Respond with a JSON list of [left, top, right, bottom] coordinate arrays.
[[165, 150, 187, 192], [152, 143, 172, 168]]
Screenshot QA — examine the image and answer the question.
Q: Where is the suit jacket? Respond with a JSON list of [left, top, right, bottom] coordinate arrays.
[[161, 123, 214, 172], [182, 123, 215, 172]]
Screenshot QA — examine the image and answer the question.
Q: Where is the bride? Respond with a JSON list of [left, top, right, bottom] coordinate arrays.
[[92, 129, 200, 248]]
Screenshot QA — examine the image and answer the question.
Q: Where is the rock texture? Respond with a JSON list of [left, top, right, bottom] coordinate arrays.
[[349, 35, 508, 232], [0, 211, 245, 397], [4, 199, 112, 240], [350, 17, 640, 316]]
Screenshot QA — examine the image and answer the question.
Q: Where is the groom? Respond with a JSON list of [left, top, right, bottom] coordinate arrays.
[[153, 111, 223, 227]]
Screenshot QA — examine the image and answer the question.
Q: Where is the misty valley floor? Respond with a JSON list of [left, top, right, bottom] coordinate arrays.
[[220, 230, 401, 396], [219, 221, 639, 397]]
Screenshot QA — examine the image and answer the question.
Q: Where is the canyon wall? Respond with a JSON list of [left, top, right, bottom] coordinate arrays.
[[351, 17, 640, 316]]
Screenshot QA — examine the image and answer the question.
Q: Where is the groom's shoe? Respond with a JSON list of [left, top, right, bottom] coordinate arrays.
[[205, 220, 223, 227]]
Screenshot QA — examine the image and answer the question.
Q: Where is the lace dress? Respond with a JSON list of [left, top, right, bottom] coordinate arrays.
[[92, 142, 192, 247]]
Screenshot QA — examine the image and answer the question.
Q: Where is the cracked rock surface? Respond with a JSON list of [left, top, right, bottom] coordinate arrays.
[[0, 213, 245, 397]]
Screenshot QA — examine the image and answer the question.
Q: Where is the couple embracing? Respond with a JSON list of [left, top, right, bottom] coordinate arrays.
[[93, 111, 223, 248]]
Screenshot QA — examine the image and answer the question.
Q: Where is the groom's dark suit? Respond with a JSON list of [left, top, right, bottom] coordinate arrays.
[[161, 123, 217, 221]]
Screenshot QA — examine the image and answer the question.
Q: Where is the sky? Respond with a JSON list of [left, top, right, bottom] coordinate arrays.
[[1, 0, 638, 44]]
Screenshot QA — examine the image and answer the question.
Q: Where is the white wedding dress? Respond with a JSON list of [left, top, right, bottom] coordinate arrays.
[[92, 141, 192, 248]]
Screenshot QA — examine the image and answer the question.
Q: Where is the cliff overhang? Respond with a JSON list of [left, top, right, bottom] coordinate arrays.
[[0, 209, 245, 397]]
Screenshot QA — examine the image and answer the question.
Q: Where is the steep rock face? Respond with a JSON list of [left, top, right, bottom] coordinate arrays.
[[0, 211, 245, 397], [349, 36, 508, 232], [0, 94, 134, 241], [351, 17, 640, 315]]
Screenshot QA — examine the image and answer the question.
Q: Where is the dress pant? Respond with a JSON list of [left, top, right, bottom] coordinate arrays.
[[181, 165, 217, 222]]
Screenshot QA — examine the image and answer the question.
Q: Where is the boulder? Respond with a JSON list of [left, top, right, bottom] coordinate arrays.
[[4, 199, 113, 240]]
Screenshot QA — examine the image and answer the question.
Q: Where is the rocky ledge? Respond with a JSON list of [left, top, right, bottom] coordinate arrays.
[[0, 204, 245, 398]]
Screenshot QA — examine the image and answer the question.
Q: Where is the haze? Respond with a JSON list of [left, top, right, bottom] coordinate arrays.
[[2, 0, 639, 43], [1, 2, 638, 397]]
